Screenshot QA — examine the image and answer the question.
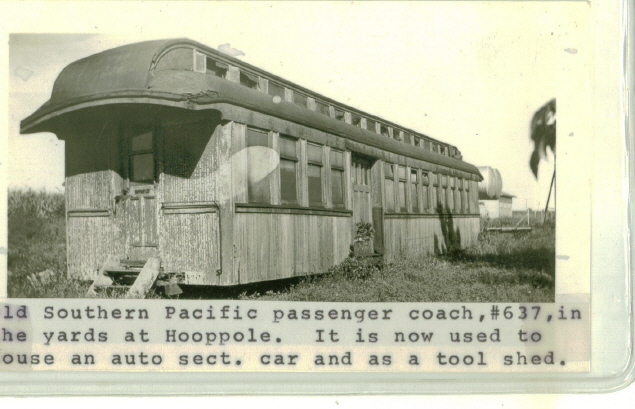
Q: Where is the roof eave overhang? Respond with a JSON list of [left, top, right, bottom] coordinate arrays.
[[20, 91, 483, 180]]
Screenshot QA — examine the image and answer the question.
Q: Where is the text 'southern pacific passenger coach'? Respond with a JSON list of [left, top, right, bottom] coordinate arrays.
[[20, 39, 483, 292]]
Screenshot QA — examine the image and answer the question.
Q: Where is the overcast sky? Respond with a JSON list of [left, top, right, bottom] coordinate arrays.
[[7, 2, 589, 209]]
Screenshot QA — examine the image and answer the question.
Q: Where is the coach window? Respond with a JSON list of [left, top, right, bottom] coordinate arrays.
[[421, 171, 430, 212], [293, 92, 308, 108], [413, 136, 421, 147], [315, 100, 331, 117], [446, 176, 454, 212], [394, 129, 403, 141], [334, 107, 345, 122], [307, 143, 324, 207], [268, 82, 285, 100], [206, 58, 228, 78], [352, 114, 362, 128], [330, 150, 345, 208], [431, 173, 439, 212], [367, 119, 377, 134], [247, 127, 272, 204], [129, 132, 154, 184], [397, 166, 407, 212], [380, 124, 390, 138], [411, 169, 419, 213], [455, 178, 462, 213], [240, 71, 259, 90], [384, 163, 395, 212], [279, 136, 298, 205], [438, 175, 446, 211]]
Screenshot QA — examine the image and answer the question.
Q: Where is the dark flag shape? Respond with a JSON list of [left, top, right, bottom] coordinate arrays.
[[529, 98, 556, 178]]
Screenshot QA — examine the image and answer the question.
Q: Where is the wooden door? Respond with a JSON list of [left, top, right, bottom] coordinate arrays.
[[351, 157, 373, 251], [125, 131, 159, 260]]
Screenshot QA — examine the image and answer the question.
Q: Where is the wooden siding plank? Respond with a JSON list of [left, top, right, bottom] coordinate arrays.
[[162, 212, 221, 284], [144, 197, 158, 246]]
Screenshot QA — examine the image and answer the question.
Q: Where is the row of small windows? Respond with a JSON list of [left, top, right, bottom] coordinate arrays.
[[384, 163, 476, 214], [244, 125, 476, 214], [193, 50, 458, 158], [246, 127, 345, 209]]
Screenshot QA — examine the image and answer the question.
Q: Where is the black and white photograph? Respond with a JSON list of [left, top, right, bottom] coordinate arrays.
[[6, 3, 580, 302], [1, 0, 634, 400]]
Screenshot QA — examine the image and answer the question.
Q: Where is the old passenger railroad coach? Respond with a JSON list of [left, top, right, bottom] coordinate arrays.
[[20, 39, 482, 291]]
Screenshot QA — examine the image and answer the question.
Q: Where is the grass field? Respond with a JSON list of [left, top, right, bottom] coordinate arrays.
[[7, 189, 555, 302]]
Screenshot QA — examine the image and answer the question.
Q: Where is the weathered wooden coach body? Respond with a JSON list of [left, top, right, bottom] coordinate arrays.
[[21, 39, 483, 286]]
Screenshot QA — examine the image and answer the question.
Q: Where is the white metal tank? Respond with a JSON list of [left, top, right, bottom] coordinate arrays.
[[477, 166, 502, 200]]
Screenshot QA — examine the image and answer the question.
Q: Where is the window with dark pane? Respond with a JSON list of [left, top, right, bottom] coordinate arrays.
[[130, 132, 154, 183], [429, 173, 437, 211], [455, 179, 462, 213], [240, 71, 259, 90], [411, 169, 419, 213], [366, 119, 376, 133], [438, 175, 445, 210], [351, 114, 362, 128], [422, 171, 430, 211], [279, 136, 298, 204], [247, 128, 272, 204], [293, 92, 308, 108], [398, 166, 407, 212], [315, 100, 330, 116], [307, 143, 323, 206], [334, 107, 345, 122], [206, 57, 228, 78], [131, 132, 152, 151], [384, 163, 395, 212], [380, 124, 390, 137], [330, 150, 345, 208], [131, 154, 154, 183], [268, 82, 285, 99]]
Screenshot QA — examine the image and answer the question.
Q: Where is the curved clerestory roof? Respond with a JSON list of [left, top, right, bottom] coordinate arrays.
[[20, 38, 482, 179]]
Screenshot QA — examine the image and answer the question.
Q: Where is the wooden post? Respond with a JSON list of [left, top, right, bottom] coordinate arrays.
[[544, 169, 555, 223]]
